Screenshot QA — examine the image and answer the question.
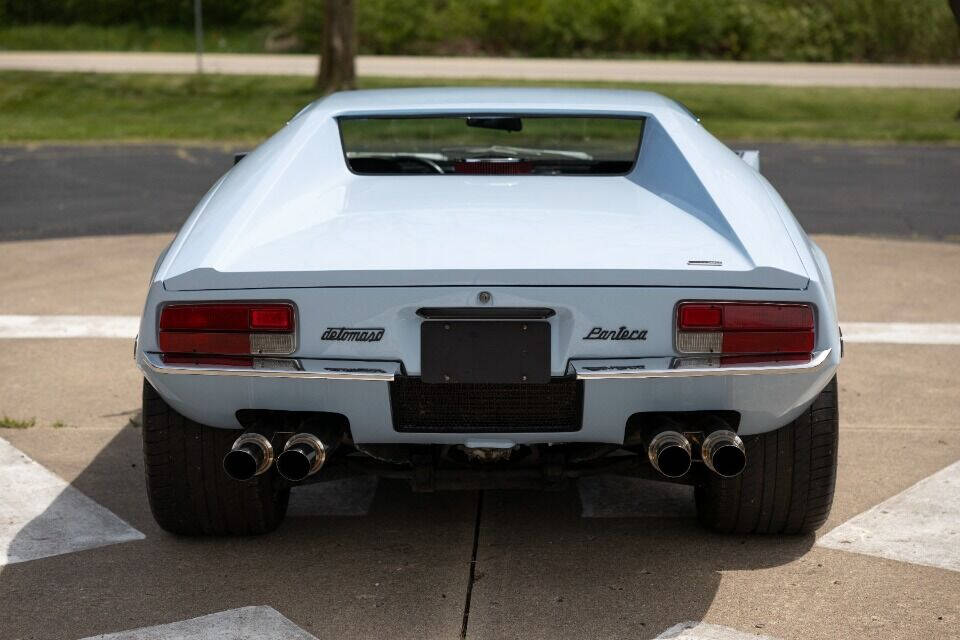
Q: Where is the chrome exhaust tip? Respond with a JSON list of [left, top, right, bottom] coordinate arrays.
[[702, 430, 747, 478], [647, 430, 692, 478], [223, 433, 274, 481], [276, 433, 328, 482]]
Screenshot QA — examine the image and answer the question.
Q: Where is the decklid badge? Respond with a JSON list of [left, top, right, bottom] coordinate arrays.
[[583, 326, 648, 341], [322, 327, 385, 342]]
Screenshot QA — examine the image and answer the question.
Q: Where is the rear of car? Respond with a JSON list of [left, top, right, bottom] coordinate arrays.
[[136, 88, 840, 536]]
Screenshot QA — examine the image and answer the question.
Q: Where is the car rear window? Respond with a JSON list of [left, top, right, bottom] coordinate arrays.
[[337, 115, 644, 176]]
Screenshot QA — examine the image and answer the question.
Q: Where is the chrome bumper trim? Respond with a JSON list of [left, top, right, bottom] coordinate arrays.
[[139, 352, 397, 381], [572, 348, 832, 380]]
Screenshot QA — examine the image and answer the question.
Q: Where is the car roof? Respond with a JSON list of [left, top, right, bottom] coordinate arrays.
[[310, 87, 689, 118]]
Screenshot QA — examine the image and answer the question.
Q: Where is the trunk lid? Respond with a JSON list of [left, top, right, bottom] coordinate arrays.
[[163, 176, 808, 291]]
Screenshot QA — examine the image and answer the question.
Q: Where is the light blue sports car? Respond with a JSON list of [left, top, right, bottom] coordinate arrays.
[[136, 88, 841, 536]]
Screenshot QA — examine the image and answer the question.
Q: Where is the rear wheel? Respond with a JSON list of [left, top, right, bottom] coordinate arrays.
[[695, 376, 839, 534], [141, 380, 289, 535]]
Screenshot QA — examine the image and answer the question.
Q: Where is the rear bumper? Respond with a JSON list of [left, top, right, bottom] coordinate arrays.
[[567, 349, 832, 379], [139, 348, 837, 442], [140, 352, 398, 381], [141, 349, 831, 381]]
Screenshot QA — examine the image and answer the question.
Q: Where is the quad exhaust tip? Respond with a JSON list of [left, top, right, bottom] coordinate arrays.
[[702, 430, 747, 478], [223, 433, 274, 481], [647, 430, 692, 478], [276, 433, 328, 482]]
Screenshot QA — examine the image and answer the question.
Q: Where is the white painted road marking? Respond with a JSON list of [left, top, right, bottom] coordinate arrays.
[[2, 316, 960, 345], [842, 322, 960, 345], [79, 606, 318, 640], [818, 459, 960, 573], [0, 314, 138, 338], [0, 437, 144, 566], [287, 477, 379, 517], [579, 476, 695, 518], [656, 621, 778, 639]]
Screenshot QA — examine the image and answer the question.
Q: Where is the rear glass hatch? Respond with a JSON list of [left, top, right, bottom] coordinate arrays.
[[338, 114, 645, 176]]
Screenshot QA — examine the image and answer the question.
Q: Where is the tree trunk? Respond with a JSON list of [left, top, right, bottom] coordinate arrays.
[[317, 0, 357, 95]]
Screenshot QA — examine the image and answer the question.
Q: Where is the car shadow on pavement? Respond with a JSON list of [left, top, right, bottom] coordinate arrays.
[[0, 422, 475, 640], [0, 422, 814, 640]]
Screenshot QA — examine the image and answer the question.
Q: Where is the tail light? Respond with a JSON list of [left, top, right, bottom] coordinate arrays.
[[158, 303, 295, 366], [675, 302, 814, 357]]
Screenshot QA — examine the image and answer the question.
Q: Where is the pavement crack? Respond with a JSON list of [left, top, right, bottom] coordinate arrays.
[[460, 490, 484, 640]]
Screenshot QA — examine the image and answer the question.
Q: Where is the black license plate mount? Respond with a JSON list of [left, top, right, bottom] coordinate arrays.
[[421, 321, 550, 384]]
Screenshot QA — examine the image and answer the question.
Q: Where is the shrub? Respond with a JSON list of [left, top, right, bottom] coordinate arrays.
[[2, 0, 957, 62]]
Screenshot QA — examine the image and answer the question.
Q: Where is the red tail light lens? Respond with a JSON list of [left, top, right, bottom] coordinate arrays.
[[679, 304, 723, 329], [721, 330, 814, 354], [157, 332, 252, 355], [676, 302, 815, 356], [161, 354, 255, 367], [720, 304, 813, 331], [158, 302, 296, 360], [160, 303, 293, 332], [249, 307, 294, 330]]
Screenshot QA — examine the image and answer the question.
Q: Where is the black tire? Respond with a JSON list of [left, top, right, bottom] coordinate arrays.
[[695, 376, 839, 534], [142, 380, 289, 535]]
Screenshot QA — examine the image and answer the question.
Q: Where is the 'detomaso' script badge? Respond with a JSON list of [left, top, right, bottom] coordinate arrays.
[[321, 327, 385, 342]]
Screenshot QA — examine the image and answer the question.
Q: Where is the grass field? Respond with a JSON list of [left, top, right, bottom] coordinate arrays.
[[0, 24, 270, 54], [0, 71, 957, 144]]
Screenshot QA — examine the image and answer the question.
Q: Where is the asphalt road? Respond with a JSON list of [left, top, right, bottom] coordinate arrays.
[[1, 143, 958, 242], [3, 53, 959, 88]]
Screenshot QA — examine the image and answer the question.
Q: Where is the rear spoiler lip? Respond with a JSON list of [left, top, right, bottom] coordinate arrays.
[[161, 266, 810, 292]]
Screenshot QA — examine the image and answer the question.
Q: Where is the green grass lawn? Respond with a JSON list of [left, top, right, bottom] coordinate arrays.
[[0, 24, 270, 54], [0, 71, 957, 144]]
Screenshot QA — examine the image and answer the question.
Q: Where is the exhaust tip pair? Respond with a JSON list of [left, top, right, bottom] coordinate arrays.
[[647, 429, 746, 479], [222, 432, 329, 482]]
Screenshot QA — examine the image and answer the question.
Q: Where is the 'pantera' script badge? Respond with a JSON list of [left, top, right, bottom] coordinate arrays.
[[582, 326, 648, 341]]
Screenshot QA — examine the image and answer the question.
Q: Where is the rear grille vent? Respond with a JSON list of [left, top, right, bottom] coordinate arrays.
[[391, 377, 583, 433]]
